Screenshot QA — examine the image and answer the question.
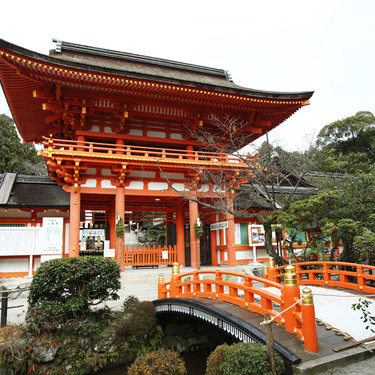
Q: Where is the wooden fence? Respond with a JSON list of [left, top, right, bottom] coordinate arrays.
[[123, 245, 178, 268]]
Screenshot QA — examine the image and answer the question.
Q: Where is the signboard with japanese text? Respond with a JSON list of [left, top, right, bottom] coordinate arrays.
[[42, 217, 64, 254], [210, 221, 229, 231]]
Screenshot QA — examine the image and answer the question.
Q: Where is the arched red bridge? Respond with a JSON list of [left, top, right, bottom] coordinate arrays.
[[155, 260, 375, 369]]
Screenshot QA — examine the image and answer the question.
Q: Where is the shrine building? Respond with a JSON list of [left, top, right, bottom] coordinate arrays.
[[0, 39, 313, 277]]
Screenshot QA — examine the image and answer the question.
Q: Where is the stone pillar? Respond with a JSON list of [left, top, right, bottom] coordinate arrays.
[[176, 201, 185, 266], [69, 185, 81, 257]]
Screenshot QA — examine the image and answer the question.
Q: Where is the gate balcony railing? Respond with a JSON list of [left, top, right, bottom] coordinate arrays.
[[41, 136, 252, 169]]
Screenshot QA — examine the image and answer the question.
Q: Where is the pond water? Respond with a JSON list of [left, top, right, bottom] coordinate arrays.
[[96, 350, 209, 375]]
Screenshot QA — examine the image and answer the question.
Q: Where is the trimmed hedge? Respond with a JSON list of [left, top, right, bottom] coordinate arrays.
[[206, 342, 285, 375], [127, 349, 186, 375], [27, 256, 121, 330]]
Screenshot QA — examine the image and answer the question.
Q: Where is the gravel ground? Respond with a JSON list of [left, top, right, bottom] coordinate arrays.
[[325, 352, 375, 374]]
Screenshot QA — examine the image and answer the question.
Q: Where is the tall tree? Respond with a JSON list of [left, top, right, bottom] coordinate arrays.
[[159, 116, 315, 265], [275, 173, 375, 263], [0, 114, 46, 175], [314, 111, 375, 173]]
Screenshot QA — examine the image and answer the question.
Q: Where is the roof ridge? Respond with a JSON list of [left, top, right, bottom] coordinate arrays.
[[53, 39, 230, 80]]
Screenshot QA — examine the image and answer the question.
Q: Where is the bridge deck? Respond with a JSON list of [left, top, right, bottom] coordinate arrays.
[[200, 298, 351, 363]]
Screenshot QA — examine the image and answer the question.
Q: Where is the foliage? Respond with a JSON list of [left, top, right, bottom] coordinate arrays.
[[194, 218, 204, 239], [315, 111, 375, 173], [352, 298, 375, 333], [219, 342, 285, 375], [0, 114, 46, 175], [115, 296, 157, 341], [205, 343, 227, 375], [27, 256, 120, 331], [127, 349, 186, 375], [115, 216, 125, 237], [274, 173, 375, 263], [141, 219, 166, 246]]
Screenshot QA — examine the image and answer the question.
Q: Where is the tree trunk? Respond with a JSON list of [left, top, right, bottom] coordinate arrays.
[[263, 222, 287, 266]]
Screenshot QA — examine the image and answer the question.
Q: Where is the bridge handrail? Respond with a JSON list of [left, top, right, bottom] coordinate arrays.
[[272, 261, 375, 293], [158, 265, 318, 353]]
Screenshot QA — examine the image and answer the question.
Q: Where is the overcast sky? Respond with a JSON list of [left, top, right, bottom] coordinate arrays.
[[1, 0, 374, 151]]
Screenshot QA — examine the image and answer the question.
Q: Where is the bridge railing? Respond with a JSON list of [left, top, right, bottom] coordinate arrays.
[[158, 263, 318, 353], [267, 261, 375, 294]]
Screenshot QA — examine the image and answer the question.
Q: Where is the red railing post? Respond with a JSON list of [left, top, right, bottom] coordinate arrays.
[[170, 263, 180, 298], [193, 272, 201, 296], [301, 287, 319, 352], [158, 273, 166, 299], [357, 265, 366, 291], [281, 265, 300, 332], [268, 258, 275, 283], [215, 272, 224, 297], [263, 265, 269, 287], [323, 262, 330, 285]]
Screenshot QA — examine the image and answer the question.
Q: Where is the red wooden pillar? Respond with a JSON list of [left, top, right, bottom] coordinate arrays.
[[226, 211, 236, 267], [115, 186, 125, 271], [109, 196, 116, 259], [69, 185, 81, 257], [210, 214, 218, 266], [189, 198, 198, 268], [176, 201, 185, 266]]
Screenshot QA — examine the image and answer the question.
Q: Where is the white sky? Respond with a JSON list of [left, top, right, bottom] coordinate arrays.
[[1, 0, 374, 151]]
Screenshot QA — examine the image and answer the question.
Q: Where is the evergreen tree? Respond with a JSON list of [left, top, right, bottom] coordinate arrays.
[[0, 114, 46, 175]]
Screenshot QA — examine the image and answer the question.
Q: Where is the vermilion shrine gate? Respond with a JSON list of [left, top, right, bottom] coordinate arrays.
[[0, 39, 313, 274]]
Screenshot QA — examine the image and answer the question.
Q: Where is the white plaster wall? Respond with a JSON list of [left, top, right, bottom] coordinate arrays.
[[148, 182, 168, 191], [90, 126, 100, 132], [147, 131, 166, 138], [235, 250, 252, 261], [170, 133, 183, 139], [198, 184, 209, 192], [171, 183, 187, 191], [101, 180, 115, 189], [104, 127, 114, 133], [125, 181, 144, 190], [81, 179, 97, 188], [64, 223, 70, 254], [0, 258, 28, 272], [128, 129, 143, 136]]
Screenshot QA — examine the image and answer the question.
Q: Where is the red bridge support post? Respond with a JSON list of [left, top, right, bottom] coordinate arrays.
[[301, 287, 319, 353], [170, 263, 180, 298], [281, 265, 300, 332]]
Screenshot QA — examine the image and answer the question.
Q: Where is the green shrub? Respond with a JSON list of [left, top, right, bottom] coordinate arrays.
[[27, 256, 121, 330], [115, 296, 157, 341], [219, 342, 285, 375], [127, 349, 186, 375], [206, 344, 227, 375]]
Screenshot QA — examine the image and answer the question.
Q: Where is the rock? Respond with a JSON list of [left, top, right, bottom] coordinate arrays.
[[34, 345, 58, 363]]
